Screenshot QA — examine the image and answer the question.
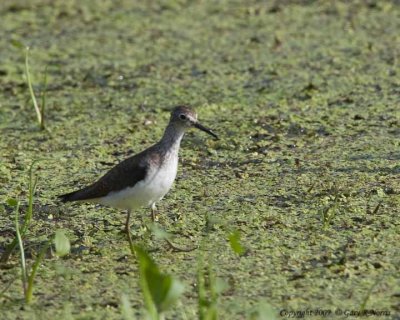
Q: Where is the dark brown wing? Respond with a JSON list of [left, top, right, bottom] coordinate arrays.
[[58, 152, 149, 202]]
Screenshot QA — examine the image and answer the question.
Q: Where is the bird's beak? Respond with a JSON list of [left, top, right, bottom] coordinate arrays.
[[193, 122, 219, 140]]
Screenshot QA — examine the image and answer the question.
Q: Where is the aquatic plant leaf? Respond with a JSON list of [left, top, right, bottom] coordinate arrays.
[[7, 198, 18, 207], [228, 230, 245, 255], [135, 246, 184, 315], [147, 223, 171, 241], [250, 301, 277, 320], [10, 39, 25, 49], [54, 230, 70, 257], [214, 277, 228, 295]]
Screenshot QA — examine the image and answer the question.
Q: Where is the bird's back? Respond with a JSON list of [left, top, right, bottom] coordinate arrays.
[[58, 147, 158, 203]]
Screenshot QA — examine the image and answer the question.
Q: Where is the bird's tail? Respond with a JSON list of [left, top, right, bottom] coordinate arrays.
[[58, 190, 81, 202]]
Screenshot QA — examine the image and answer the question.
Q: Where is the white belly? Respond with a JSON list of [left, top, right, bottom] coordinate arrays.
[[97, 156, 178, 210]]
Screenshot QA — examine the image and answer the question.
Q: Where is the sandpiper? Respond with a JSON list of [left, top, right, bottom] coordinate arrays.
[[59, 106, 218, 251]]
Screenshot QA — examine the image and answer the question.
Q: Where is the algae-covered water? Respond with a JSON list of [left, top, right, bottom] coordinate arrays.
[[1, 1, 399, 319]]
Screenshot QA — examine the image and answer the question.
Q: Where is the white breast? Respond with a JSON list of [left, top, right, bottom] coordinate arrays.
[[97, 155, 179, 211]]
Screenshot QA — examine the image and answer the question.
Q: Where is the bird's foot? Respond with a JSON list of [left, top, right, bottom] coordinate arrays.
[[150, 211, 159, 222], [164, 239, 197, 252], [125, 228, 135, 255]]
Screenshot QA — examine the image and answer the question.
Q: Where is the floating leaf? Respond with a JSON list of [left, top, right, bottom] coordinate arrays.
[[7, 198, 18, 207], [54, 230, 70, 257], [147, 223, 171, 241], [214, 277, 229, 295], [250, 301, 277, 320], [10, 39, 25, 49], [228, 230, 245, 255], [205, 213, 222, 233]]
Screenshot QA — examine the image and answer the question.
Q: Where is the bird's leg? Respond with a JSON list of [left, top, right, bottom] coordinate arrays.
[[150, 203, 197, 252], [165, 238, 198, 252], [151, 203, 157, 222], [125, 209, 134, 254]]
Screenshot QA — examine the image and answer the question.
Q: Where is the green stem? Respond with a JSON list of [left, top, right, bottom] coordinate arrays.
[[15, 202, 27, 297], [0, 161, 40, 263], [40, 67, 48, 130], [24, 162, 38, 230], [197, 251, 206, 320], [26, 239, 51, 303], [25, 47, 43, 129]]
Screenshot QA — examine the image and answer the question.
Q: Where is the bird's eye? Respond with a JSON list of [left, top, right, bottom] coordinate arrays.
[[179, 114, 187, 120]]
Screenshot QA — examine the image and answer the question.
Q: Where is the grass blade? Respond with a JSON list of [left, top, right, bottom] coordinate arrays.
[[40, 66, 48, 130], [0, 160, 42, 263], [26, 239, 51, 303], [15, 201, 27, 296], [25, 161, 38, 231], [25, 47, 43, 128]]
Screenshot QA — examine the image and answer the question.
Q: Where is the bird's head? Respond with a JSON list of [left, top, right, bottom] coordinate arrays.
[[170, 105, 218, 139]]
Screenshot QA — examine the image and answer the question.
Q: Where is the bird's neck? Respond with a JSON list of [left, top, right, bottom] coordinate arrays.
[[158, 123, 185, 154]]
